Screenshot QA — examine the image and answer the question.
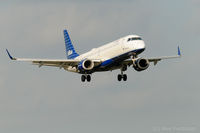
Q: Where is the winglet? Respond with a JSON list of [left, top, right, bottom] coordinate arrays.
[[178, 46, 181, 56], [6, 49, 16, 60]]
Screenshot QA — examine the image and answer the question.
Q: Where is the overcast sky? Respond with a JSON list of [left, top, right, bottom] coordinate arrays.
[[0, 0, 200, 133]]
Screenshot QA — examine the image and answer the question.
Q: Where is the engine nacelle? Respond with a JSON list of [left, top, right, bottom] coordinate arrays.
[[78, 59, 94, 71], [133, 58, 150, 71]]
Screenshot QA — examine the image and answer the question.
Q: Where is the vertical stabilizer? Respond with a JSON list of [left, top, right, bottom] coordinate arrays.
[[63, 30, 79, 59]]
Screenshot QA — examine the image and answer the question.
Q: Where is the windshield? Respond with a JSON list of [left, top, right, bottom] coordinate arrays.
[[127, 37, 142, 42]]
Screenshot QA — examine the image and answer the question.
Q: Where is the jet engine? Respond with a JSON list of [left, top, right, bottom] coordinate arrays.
[[133, 58, 150, 71], [78, 59, 95, 71]]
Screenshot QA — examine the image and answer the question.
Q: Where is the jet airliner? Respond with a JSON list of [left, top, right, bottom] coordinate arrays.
[[6, 29, 181, 82]]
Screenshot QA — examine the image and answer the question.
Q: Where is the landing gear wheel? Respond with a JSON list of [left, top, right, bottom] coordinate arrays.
[[118, 74, 122, 81], [87, 75, 91, 82], [81, 75, 86, 82], [123, 74, 127, 81]]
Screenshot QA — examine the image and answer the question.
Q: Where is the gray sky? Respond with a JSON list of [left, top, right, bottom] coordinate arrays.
[[0, 0, 200, 133]]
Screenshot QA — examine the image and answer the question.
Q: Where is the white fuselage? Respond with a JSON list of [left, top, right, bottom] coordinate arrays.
[[76, 35, 145, 61]]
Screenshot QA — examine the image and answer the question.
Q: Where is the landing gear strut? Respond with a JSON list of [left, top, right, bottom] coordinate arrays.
[[81, 75, 91, 82]]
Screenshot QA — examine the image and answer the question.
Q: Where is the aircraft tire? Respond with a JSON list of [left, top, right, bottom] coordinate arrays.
[[123, 74, 127, 81], [81, 75, 86, 82], [87, 75, 91, 82], [118, 74, 122, 81]]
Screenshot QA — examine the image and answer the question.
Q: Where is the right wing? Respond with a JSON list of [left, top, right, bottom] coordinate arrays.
[[6, 49, 101, 68]]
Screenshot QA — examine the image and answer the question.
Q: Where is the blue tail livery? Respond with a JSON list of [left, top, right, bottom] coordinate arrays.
[[63, 30, 79, 59]]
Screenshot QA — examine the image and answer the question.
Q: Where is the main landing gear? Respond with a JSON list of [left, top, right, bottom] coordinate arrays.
[[81, 75, 91, 82], [117, 74, 127, 81], [117, 67, 128, 81]]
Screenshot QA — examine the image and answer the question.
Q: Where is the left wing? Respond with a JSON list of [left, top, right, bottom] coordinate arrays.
[[6, 49, 101, 68], [148, 46, 181, 65], [122, 46, 181, 66]]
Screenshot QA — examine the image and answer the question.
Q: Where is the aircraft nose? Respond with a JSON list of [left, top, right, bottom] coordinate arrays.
[[141, 41, 146, 49]]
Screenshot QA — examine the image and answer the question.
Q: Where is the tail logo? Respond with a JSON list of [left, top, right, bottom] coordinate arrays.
[[68, 50, 73, 56]]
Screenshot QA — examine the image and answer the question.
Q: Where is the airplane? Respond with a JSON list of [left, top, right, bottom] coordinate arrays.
[[6, 29, 181, 82]]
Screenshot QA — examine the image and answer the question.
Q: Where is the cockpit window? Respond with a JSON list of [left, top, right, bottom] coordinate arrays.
[[127, 37, 142, 42]]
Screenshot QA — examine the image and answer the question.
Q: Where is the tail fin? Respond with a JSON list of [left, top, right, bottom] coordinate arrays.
[[63, 29, 79, 59]]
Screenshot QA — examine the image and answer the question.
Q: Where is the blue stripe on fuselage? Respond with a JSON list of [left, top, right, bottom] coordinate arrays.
[[100, 59, 114, 66]]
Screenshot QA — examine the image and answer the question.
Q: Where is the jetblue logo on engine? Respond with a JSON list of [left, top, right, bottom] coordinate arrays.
[[68, 50, 73, 56]]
